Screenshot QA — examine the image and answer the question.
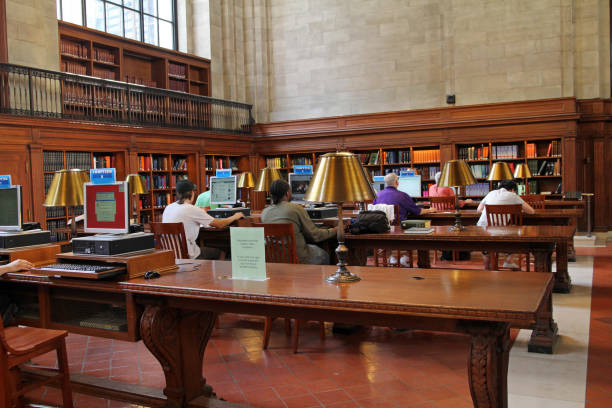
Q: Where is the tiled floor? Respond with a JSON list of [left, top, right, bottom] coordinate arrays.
[[22, 242, 610, 408]]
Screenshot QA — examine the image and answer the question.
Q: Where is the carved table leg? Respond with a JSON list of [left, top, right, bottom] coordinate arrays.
[[529, 250, 558, 354], [553, 240, 572, 293], [140, 305, 217, 408], [464, 322, 510, 408], [417, 250, 430, 268]]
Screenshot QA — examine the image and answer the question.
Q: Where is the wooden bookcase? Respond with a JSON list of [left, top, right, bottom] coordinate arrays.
[[200, 154, 250, 189], [42, 150, 126, 242], [456, 138, 563, 197], [136, 153, 197, 224], [59, 22, 210, 96]]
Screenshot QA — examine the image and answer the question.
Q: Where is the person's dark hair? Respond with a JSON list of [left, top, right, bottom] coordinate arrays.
[[500, 180, 518, 192], [176, 190, 194, 204], [270, 179, 290, 204]]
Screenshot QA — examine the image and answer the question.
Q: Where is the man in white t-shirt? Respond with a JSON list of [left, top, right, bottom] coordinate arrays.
[[162, 179, 245, 259], [477, 180, 535, 269]]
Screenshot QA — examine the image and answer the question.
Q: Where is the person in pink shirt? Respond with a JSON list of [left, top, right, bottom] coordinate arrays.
[[428, 172, 473, 207]]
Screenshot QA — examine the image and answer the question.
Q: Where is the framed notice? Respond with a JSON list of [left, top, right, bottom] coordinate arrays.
[[230, 227, 267, 280]]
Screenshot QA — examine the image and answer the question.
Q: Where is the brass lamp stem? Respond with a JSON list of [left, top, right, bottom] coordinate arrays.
[[70, 206, 77, 237], [326, 204, 361, 283], [449, 193, 464, 231]]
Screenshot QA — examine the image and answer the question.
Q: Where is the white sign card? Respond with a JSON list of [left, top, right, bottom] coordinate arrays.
[[230, 227, 267, 280]]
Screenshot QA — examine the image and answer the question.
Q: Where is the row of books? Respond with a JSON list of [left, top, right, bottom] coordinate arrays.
[[47, 219, 68, 242], [45, 206, 65, 218], [92, 68, 116, 80], [125, 76, 158, 87], [153, 192, 173, 207], [63, 91, 122, 108], [412, 149, 440, 163], [169, 79, 188, 92], [62, 60, 87, 75], [421, 182, 435, 196], [465, 182, 490, 197], [93, 48, 116, 64], [423, 166, 440, 180], [66, 151, 91, 170], [458, 145, 489, 160], [172, 158, 188, 171], [383, 150, 410, 164], [138, 194, 151, 209], [93, 155, 113, 169], [43, 151, 66, 172], [61, 40, 88, 58], [168, 63, 187, 77], [152, 175, 169, 189], [469, 164, 489, 178], [139, 155, 169, 171], [44, 173, 55, 194], [267, 157, 287, 168], [204, 157, 214, 170], [527, 159, 561, 176], [172, 174, 188, 187], [491, 145, 519, 159], [291, 156, 313, 165], [526, 141, 561, 158], [359, 152, 380, 165]]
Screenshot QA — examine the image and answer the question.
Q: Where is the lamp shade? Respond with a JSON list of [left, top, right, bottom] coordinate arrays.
[[43, 169, 86, 207], [304, 152, 376, 203], [254, 168, 282, 192], [237, 171, 255, 188], [513, 163, 532, 179], [487, 162, 514, 181], [125, 174, 149, 195], [438, 160, 477, 187]]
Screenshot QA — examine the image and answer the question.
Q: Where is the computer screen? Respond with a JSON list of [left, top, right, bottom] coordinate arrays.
[[288, 173, 313, 200], [0, 186, 21, 231], [398, 175, 422, 198], [84, 182, 129, 234], [210, 176, 237, 205]]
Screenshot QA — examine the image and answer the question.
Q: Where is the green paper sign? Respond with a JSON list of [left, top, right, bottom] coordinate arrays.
[[95, 192, 117, 222], [230, 227, 267, 281]]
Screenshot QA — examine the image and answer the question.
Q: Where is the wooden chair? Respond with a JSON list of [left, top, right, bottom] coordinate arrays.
[[485, 204, 529, 271], [251, 223, 325, 353], [372, 204, 413, 268], [150, 222, 190, 259], [0, 318, 73, 408], [429, 196, 458, 263], [521, 194, 546, 209]]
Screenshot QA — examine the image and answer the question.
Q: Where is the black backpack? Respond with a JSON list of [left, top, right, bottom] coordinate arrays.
[[349, 210, 390, 234]]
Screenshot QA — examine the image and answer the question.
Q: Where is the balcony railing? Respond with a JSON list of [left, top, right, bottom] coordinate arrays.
[[0, 63, 253, 134]]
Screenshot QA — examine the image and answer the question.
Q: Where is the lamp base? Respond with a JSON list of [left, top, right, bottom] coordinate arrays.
[[449, 210, 465, 231], [327, 242, 361, 283]]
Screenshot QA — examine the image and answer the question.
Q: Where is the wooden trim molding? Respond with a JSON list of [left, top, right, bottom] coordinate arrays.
[[0, 0, 7, 63]]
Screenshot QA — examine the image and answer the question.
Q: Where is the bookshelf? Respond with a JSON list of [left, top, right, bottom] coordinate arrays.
[[59, 22, 210, 95], [456, 139, 563, 197], [42, 150, 125, 242], [199, 155, 250, 202]]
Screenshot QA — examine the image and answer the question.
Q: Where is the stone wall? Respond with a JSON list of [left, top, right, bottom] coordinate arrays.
[[6, 0, 58, 70]]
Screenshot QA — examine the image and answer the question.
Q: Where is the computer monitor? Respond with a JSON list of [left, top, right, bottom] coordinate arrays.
[[84, 181, 129, 234], [210, 176, 237, 205], [288, 173, 313, 200], [398, 175, 422, 198], [0, 186, 21, 231]]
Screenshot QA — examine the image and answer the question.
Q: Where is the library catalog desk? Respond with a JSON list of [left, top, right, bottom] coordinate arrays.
[[1, 260, 553, 408]]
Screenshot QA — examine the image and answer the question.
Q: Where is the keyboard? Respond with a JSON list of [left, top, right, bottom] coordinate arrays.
[[37, 263, 126, 279]]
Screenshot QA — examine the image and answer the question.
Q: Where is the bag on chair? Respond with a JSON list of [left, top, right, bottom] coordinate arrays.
[[349, 210, 390, 234]]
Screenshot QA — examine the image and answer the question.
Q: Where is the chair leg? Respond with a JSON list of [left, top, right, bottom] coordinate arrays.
[[292, 320, 302, 353], [284, 318, 292, 336], [56, 340, 74, 408], [319, 321, 325, 340], [263, 317, 273, 349]]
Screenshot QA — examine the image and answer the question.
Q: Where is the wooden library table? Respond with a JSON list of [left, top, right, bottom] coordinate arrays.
[[121, 260, 553, 408], [345, 225, 574, 294]]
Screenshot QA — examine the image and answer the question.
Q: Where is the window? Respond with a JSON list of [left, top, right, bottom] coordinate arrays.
[[57, 0, 176, 50]]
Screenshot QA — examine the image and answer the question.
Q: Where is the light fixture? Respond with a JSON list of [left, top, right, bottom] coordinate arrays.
[[125, 174, 149, 223], [304, 152, 376, 283], [237, 171, 255, 205], [487, 161, 513, 181], [513, 163, 532, 194], [254, 168, 282, 192], [43, 169, 88, 236], [438, 160, 477, 231]]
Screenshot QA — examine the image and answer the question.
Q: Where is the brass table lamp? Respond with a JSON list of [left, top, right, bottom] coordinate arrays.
[[438, 160, 477, 231], [43, 169, 88, 236], [254, 168, 282, 192], [125, 174, 149, 223], [304, 152, 376, 283], [237, 171, 255, 205], [488, 162, 513, 181], [513, 163, 532, 194]]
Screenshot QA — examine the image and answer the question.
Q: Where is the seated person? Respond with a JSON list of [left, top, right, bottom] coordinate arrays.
[[374, 173, 436, 221], [428, 171, 474, 207], [261, 179, 337, 265], [162, 180, 244, 259], [0, 259, 33, 276], [194, 187, 219, 211], [477, 180, 535, 269]]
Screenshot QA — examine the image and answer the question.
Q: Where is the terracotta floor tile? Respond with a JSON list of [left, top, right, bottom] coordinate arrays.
[[282, 393, 323, 408], [313, 389, 352, 405]]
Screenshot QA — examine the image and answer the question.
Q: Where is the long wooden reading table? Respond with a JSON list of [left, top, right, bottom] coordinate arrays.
[[1, 260, 553, 408]]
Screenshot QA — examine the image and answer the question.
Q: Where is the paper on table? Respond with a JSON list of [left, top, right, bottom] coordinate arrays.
[[230, 227, 268, 281]]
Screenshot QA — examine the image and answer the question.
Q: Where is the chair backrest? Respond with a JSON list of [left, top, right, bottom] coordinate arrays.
[[429, 196, 455, 211], [520, 194, 545, 209], [251, 223, 298, 264], [150, 222, 190, 259], [485, 204, 523, 226]]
